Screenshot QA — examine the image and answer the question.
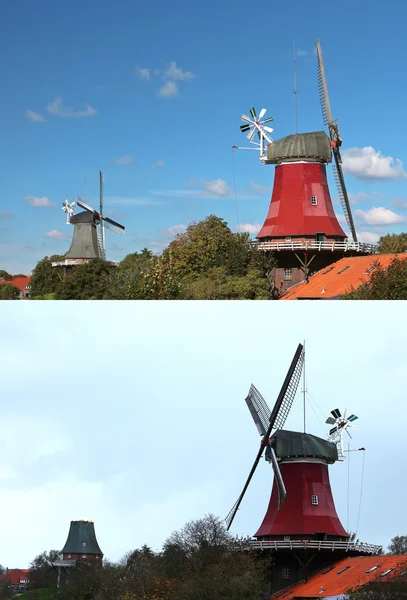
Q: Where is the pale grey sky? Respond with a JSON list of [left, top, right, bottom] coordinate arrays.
[[0, 302, 406, 568]]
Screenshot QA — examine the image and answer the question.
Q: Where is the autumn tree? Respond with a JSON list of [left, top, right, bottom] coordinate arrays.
[[343, 256, 407, 300], [30, 254, 66, 298], [106, 249, 154, 299], [0, 270, 12, 281], [378, 233, 407, 254]]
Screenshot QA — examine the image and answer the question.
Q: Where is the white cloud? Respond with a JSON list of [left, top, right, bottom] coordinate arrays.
[[25, 110, 45, 122], [250, 181, 270, 196], [152, 160, 164, 168], [355, 207, 405, 225], [158, 81, 178, 97], [115, 155, 133, 165], [342, 147, 407, 180], [24, 196, 55, 207], [391, 197, 407, 210], [296, 49, 308, 56], [164, 224, 186, 237], [202, 178, 232, 197], [163, 61, 196, 82], [135, 67, 151, 81], [235, 223, 261, 235], [357, 231, 381, 244], [43, 230, 68, 240], [46, 97, 97, 118]]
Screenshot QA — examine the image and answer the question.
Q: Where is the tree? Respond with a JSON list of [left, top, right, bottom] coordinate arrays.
[[106, 249, 154, 299], [378, 233, 407, 254], [30, 254, 66, 298], [0, 283, 20, 300], [29, 549, 60, 590], [186, 267, 272, 299], [388, 535, 407, 555], [54, 260, 116, 300], [164, 514, 231, 575], [343, 257, 407, 300], [0, 270, 12, 281], [141, 253, 183, 300]]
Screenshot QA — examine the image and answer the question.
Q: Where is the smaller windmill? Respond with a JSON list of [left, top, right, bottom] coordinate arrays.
[[317, 40, 357, 243], [64, 171, 125, 262], [62, 199, 76, 224], [326, 408, 359, 460], [237, 107, 274, 161]]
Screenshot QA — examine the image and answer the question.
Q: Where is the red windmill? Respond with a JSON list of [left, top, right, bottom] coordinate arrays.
[[226, 344, 381, 595], [235, 41, 377, 292]]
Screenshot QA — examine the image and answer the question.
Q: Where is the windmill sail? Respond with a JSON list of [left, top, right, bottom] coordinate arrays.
[[245, 385, 271, 436], [225, 343, 304, 530], [316, 39, 358, 243]]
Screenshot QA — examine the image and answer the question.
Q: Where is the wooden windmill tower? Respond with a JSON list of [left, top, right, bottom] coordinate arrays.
[[235, 40, 377, 293], [226, 344, 381, 595], [53, 172, 125, 269]]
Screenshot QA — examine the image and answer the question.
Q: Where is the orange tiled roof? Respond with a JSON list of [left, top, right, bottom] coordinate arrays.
[[280, 254, 406, 299], [0, 275, 30, 292], [272, 555, 407, 599]]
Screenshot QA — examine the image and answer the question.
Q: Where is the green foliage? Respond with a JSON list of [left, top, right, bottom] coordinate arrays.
[[30, 255, 66, 298], [0, 270, 12, 281], [18, 589, 59, 599], [54, 260, 116, 300], [388, 535, 407, 555], [186, 267, 271, 299], [106, 249, 154, 299], [0, 283, 20, 300], [378, 232, 407, 254], [29, 550, 60, 590], [28, 216, 276, 300], [140, 253, 183, 300], [343, 257, 407, 300]]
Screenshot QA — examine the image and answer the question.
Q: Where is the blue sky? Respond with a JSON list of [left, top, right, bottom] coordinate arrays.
[[1, 301, 406, 567], [1, 0, 407, 273]]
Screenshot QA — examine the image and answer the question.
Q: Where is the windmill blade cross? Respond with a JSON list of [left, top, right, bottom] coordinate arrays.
[[77, 197, 99, 216], [102, 216, 125, 235], [225, 343, 304, 530]]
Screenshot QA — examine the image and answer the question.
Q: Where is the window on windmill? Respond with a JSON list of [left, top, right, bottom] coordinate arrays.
[[311, 195, 318, 205], [281, 567, 290, 580], [380, 569, 394, 577], [284, 268, 292, 280], [337, 566, 351, 575], [68, 554, 71, 558], [285, 236, 292, 242], [366, 566, 379, 573], [284, 536, 291, 541], [337, 265, 350, 275], [311, 494, 319, 505], [82, 542, 87, 547], [82, 554, 86, 558]]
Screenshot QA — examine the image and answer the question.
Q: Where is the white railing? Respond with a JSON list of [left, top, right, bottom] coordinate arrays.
[[254, 240, 378, 253], [231, 539, 382, 554]]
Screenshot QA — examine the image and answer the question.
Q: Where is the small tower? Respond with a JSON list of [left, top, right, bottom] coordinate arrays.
[[66, 212, 103, 260], [61, 520, 103, 562]]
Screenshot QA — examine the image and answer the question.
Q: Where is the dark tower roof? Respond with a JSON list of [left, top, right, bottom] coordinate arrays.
[[267, 131, 332, 163], [66, 212, 102, 260], [270, 430, 338, 463], [61, 520, 103, 556]]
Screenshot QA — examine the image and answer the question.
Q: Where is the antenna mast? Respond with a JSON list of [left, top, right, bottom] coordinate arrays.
[[294, 42, 298, 133], [99, 171, 105, 257], [302, 339, 306, 432]]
